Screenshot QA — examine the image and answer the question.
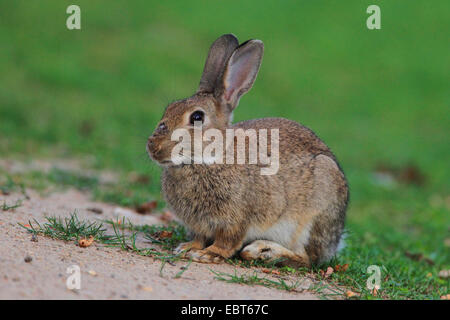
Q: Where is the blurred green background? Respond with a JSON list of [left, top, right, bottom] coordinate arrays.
[[0, 1, 448, 298]]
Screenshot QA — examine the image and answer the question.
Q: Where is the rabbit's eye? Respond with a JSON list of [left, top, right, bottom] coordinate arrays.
[[190, 110, 205, 125], [156, 122, 167, 133]]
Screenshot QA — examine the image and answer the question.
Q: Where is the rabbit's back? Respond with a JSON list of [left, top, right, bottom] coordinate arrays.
[[231, 117, 335, 161], [230, 118, 348, 263]]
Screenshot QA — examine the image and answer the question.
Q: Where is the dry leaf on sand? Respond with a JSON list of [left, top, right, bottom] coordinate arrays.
[[86, 207, 103, 214], [79, 235, 94, 248], [159, 230, 173, 239], [261, 268, 281, 275], [271, 269, 281, 275], [135, 201, 158, 214]]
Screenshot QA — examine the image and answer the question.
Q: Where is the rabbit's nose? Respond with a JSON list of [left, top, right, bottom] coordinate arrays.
[[147, 136, 156, 151], [147, 136, 162, 153]]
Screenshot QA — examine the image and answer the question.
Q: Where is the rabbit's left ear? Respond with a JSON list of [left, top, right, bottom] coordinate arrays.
[[216, 39, 264, 110]]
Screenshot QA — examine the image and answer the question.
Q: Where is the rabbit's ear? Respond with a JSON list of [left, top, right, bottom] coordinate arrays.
[[217, 39, 264, 110], [197, 34, 239, 94]]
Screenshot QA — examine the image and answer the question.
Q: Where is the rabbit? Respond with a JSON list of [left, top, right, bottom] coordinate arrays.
[[147, 34, 349, 267]]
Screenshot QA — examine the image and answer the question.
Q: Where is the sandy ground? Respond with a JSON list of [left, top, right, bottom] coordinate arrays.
[[0, 188, 330, 300]]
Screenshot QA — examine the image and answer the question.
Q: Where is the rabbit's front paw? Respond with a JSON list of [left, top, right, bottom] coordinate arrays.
[[174, 239, 205, 256], [186, 249, 224, 264]]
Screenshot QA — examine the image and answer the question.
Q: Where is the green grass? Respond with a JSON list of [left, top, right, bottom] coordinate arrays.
[[1, 1, 449, 299], [0, 174, 29, 198], [1, 199, 23, 211], [19, 213, 188, 266], [131, 222, 188, 251], [47, 168, 99, 191], [19, 212, 113, 243], [103, 218, 188, 251]]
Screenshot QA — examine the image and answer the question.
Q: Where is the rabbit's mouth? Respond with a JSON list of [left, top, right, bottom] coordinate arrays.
[[151, 156, 184, 168], [146, 137, 169, 164], [147, 151, 172, 166], [159, 159, 173, 165], [156, 159, 189, 169], [147, 137, 191, 167]]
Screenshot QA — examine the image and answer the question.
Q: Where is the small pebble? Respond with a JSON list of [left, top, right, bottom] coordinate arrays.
[[24, 255, 32, 263], [31, 234, 38, 242], [88, 270, 97, 276], [438, 270, 450, 279]]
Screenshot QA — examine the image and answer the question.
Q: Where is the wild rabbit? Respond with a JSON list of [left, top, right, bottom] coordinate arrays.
[[147, 34, 348, 267]]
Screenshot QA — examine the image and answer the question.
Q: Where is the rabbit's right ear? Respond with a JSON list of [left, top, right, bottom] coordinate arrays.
[[197, 34, 239, 94], [215, 39, 264, 111]]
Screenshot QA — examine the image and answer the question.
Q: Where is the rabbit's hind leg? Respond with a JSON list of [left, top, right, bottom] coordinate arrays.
[[240, 240, 310, 268]]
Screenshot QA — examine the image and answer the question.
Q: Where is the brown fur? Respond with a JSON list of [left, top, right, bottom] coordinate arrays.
[[147, 34, 349, 267]]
